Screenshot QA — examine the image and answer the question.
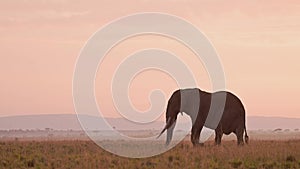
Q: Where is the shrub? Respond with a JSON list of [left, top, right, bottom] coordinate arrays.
[[26, 159, 35, 168], [262, 162, 276, 169], [230, 160, 242, 168], [286, 155, 296, 162]]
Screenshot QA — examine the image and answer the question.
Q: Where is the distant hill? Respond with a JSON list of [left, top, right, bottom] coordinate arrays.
[[0, 114, 299, 131], [246, 116, 300, 130], [0, 114, 165, 131]]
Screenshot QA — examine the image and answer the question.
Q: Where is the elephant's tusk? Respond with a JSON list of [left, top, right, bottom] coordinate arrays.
[[156, 127, 167, 139]]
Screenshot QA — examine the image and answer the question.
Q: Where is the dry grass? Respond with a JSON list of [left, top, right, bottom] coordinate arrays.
[[0, 140, 300, 169]]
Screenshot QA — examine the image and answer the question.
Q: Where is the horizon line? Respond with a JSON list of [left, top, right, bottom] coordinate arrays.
[[0, 113, 299, 120]]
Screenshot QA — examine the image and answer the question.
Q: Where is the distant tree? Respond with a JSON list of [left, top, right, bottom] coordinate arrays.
[[273, 128, 282, 132]]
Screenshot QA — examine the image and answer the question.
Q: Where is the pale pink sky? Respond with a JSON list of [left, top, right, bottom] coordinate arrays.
[[0, 0, 300, 118]]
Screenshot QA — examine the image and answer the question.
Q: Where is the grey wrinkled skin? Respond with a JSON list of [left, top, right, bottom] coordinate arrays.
[[158, 88, 249, 146]]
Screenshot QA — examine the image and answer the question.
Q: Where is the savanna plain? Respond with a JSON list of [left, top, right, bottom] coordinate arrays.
[[0, 132, 300, 169]]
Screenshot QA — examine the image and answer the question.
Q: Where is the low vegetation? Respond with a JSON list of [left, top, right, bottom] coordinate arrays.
[[0, 140, 299, 169]]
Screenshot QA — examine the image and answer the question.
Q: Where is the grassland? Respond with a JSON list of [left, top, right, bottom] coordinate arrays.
[[0, 140, 299, 169]]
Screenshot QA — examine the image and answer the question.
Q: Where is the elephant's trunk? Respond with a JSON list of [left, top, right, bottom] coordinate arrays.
[[166, 120, 176, 145], [157, 116, 178, 146], [157, 118, 171, 139], [157, 117, 176, 141]]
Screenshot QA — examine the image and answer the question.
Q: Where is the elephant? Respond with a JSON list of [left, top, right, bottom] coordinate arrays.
[[157, 88, 249, 146]]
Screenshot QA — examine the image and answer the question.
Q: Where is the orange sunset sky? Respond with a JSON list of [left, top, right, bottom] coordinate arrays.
[[0, 0, 300, 119]]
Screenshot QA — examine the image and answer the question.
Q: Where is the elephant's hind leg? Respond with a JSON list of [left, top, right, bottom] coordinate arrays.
[[235, 127, 244, 145], [215, 126, 223, 145]]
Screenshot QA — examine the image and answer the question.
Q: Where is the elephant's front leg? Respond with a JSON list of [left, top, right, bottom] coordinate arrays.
[[191, 125, 203, 147]]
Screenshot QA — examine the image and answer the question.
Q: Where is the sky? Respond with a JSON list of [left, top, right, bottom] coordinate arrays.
[[0, 0, 300, 119]]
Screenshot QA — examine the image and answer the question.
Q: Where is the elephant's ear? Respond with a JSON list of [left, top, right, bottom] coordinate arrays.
[[156, 118, 172, 139]]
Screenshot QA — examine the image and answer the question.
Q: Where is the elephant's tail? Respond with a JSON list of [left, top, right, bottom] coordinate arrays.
[[244, 125, 249, 144]]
